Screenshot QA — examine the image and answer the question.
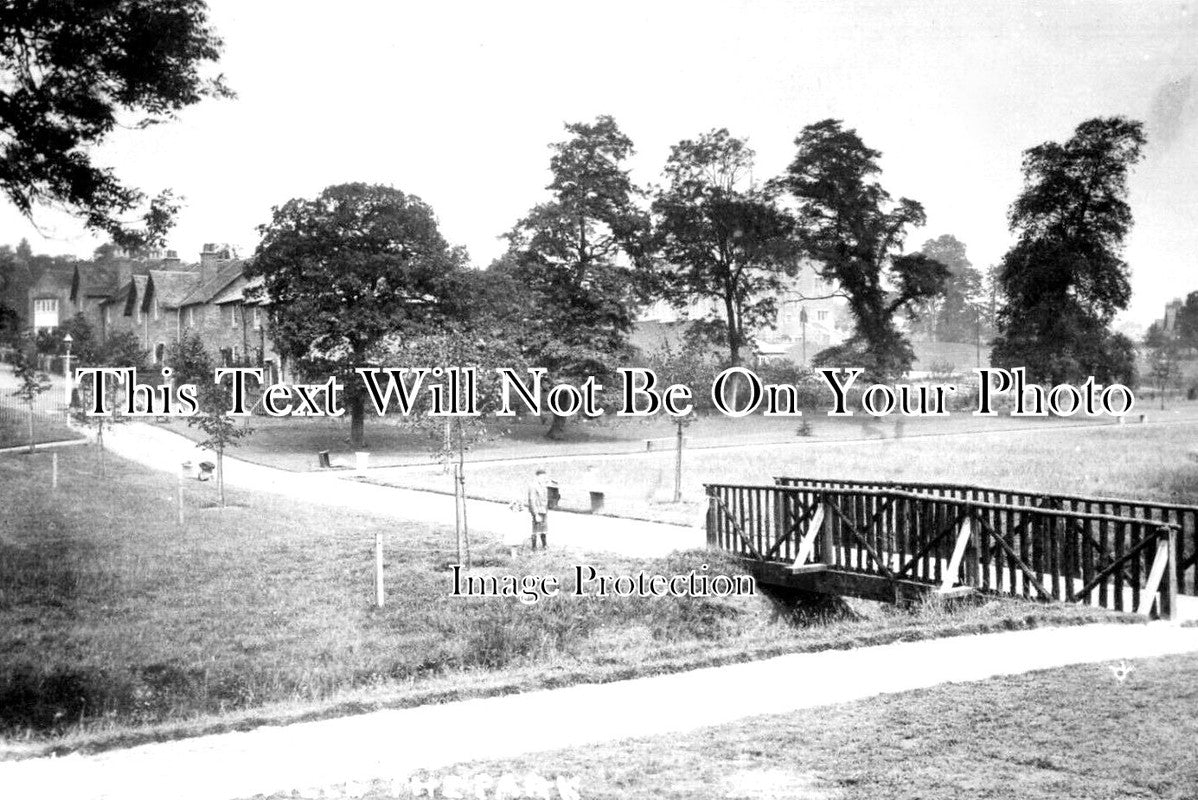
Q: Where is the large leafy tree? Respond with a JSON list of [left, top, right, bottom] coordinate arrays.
[[503, 116, 651, 439], [0, 0, 231, 247], [991, 117, 1145, 385], [911, 234, 986, 343], [779, 119, 948, 379], [248, 183, 468, 446], [653, 129, 802, 367]]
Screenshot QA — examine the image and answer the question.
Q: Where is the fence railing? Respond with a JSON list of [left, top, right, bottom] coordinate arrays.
[[706, 482, 1180, 618], [774, 476, 1198, 597]]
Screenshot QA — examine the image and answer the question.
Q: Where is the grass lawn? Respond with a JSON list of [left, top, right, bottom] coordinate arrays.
[[338, 651, 1198, 800], [368, 417, 1198, 526], [155, 398, 1198, 473], [0, 406, 83, 450], [0, 446, 1127, 757]]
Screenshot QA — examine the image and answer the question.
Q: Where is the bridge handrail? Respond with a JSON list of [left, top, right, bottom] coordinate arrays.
[[772, 475, 1198, 515], [705, 482, 1178, 529]]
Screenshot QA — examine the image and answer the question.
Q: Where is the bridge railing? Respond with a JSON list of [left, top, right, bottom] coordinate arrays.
[[706, 482, 1179, 619], [775, 476, 1197, 597]]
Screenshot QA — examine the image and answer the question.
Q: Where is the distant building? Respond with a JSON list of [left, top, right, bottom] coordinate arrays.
[[15, 243, 286, 382], [634, 260, 848, 365], [27, 264, 76, 332]]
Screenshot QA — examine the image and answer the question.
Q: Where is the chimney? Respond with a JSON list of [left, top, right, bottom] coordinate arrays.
[[199, 243, 229, 285], [161, 249, 182, 270]]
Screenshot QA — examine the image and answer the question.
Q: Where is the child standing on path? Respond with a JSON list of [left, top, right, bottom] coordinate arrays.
[[527, 468, 550, 550]]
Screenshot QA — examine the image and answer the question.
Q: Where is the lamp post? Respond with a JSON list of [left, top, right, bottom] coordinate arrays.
[[62, 333, 73, 411], [800, 307, 808, 366]]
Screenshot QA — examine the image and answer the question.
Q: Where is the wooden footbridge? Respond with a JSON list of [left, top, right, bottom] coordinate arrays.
[[705, 476, 1197, 619]]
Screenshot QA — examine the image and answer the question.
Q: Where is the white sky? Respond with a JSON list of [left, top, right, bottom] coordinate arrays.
[[2, 0, 1195, 326]]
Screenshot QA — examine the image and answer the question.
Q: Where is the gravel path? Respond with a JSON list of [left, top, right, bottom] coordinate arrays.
[[2, 623, 1196, 800], [98, 421, 705, 557]]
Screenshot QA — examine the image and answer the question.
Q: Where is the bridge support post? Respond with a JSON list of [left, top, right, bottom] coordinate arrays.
[[1139, 526, 1177, 619]]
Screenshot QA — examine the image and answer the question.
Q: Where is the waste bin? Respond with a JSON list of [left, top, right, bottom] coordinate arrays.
[[197, 461, 215, 481]]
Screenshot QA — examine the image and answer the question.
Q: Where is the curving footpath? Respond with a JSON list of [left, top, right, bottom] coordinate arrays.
[[96, 421, 705, 558], [1, 623, 1197, 800]]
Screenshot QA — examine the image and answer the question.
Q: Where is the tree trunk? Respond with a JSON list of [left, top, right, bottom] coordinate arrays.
[[217, 448, 225, 507], [349, 394, 366, 448], [546, 412, 567, 440]]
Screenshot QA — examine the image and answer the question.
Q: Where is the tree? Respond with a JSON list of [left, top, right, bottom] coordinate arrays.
[[68, 326, 151, 472], [187, 380, 251, 508], [1144, 322, 1180, 409], [0, 1, 231, 247], [779, 119, 948, 379], [370, 324, 525, 566], [10, 334, 51, 453], [653, 129, 803, 367], [1174, 291, 1198, 352], [991, 117, 1146, 385], [503, 116, 652, 439], [166, 330, 213, 388], [248, 183, 468, 447], [912, 235, 986, 343]]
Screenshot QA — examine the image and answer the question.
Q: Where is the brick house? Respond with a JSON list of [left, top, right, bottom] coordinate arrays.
[[138, 244, 284, 381]]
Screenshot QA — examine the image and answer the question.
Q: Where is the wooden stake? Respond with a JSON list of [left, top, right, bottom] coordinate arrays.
[[176, 469, 184, 526], [673, 420, 683, 503], [375, 529, 385, 607], [51, 451, 58, 489]]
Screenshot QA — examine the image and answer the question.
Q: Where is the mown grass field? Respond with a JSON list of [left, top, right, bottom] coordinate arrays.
[[371, 415, 1198, 525], [342, 652, 1197, 800], [156, 392, 1189, 473], [0, 445, 1124, 757], [0, 405, 82, 450]]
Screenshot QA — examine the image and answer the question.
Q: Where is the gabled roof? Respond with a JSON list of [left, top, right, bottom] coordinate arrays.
[[29, 265, 75, 294], [143, 269, 201, 311], [70, 263, 122, 302], [125, 275, 148, 316], [179, 262, 244, 308], [211, 274, 269, 305], [99, 280, 133, 308]]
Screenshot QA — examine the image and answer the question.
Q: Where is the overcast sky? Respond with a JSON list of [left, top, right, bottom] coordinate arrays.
[[2, 0, 1195, 326]]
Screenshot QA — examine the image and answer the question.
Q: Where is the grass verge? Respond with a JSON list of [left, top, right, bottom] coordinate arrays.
[[350, 651, 1196, 800], [0, 445, 1137, 759]]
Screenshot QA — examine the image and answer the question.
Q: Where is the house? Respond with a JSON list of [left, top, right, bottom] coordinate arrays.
[[26, 264, 77, 332], [138, 244, 285, 381]]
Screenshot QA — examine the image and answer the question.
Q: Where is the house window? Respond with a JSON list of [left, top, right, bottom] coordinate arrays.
[[105, 306, 112, 325], [186, 306, 195, 327], [231, 345, 240, 364], [154, 298, 160, 320], [136, 305, 142, 324], [818, 310, 829, 322], [155, 342, 165, 363], [33, 298, 59, 329], [252, 307, 262, 331]]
